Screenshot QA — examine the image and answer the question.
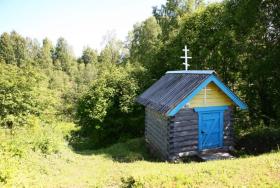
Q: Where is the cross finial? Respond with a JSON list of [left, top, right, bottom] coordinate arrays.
[[180, 45, 192, 70]]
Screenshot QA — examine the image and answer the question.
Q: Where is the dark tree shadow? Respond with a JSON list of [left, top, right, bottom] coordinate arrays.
[[68, 123, 280, 163], [69, 135, 161, 163], [234, 126, 280, 156]]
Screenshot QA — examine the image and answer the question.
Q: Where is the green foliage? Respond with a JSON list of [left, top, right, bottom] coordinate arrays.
[[129, 0, 280, 127], [53, 37, 75, 74], [78, 47, 98, 64], [0, 29, 144, 151], [0, 31, 30, 66], [0, 116, 71, 156], [24, 117, 64, 154], [0, 116, 76, 185], [235, 125, 280, 155], [0, 62, 62, 127], [38, 38, 54, 69], [0, 63, 42, 127], [0, 30, 101, 125], [0, 32, 16, 65], [99, 33, 126, 64], [75, 63, 98, 91], [121, 176, 142, 188], [229, 0, 280, 126], [153, 0, 205, 42], [85, 65, 138, 121], [76, 63, 146, 147], [10, 31, 28, 67], [130, 17, 162, 76]]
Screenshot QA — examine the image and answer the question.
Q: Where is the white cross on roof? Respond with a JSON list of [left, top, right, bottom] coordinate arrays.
[[180, 45, 192, 70]]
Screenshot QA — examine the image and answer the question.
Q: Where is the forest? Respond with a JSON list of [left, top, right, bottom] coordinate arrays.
[[0, 0, 279, 186]]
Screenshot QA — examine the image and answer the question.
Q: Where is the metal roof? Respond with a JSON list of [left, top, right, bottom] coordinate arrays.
[[136, 72, 211, 115]]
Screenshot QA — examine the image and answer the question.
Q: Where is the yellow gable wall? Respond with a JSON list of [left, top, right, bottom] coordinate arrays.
[[188, 82, 234, 108]]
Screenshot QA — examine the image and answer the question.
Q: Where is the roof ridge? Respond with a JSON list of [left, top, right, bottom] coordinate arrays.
[[166, 70, 215, 74]]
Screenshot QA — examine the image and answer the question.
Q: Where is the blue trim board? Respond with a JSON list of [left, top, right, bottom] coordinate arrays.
[[219, 110, 224, 148], [168, 75, 215, 116], [198, 111, 202, 150], [167, 75, 248, 116], [194, 106, 228, 112], [211, 76, 248, 110]]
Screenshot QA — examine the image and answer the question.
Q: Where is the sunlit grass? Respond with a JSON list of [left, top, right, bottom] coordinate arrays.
[[6, 138, 280, 187]]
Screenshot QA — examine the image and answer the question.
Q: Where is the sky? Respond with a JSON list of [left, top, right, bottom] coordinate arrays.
[[0, 0, 221, 56]]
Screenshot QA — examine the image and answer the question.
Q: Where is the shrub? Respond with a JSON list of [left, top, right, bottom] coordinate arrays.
[[121, 176, 143, 188], [235, 125, 280, 155], [76, 63, 146, 148], [0, 63, 61, 128], [0, 63, 42, 128]]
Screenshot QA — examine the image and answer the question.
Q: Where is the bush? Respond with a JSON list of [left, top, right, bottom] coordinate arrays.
[[121, 176, 143, 188], [0, 63, 42, 128], [76, 63, 146, 148], [0, 63, 61, 128], [235, 125, 280, 155]]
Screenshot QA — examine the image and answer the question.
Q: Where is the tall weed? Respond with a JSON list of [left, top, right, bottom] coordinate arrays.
[[0, 115, 76, 184]]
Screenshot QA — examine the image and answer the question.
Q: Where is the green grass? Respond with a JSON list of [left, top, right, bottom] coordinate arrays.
[[3, 138, 279, 187]]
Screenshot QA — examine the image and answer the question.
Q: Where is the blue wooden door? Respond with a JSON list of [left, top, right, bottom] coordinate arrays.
[[200, 112, 221, 149], [195, 106, 227, 150]]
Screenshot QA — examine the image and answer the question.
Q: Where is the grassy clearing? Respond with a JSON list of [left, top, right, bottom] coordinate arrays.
[[4, 138, 280, 187]]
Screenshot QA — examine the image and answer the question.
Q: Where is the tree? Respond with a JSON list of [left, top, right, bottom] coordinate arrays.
[[78, 47, 98, 64], [99, 32, 125, 64], [130, 17, 162, 77], [53, 37, 75, 74], [145, 0, 280, 127], [0, 32, 16, 65], [26, 38, 41, 66], [0, 31, 30, 67], [0, 63, 41, 127], [153, 0, 205, 42], [38, 38, 54, 69], [10, 31, 28, 67], [227, 0, 280, 126]]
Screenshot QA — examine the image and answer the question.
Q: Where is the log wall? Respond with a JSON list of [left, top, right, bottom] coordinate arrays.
[[145, 106, 234, 161], [223, 107, 234, 147], [168, 107, 234, 160], [168, 108, 199, 160], [145, 107, 169, 159]]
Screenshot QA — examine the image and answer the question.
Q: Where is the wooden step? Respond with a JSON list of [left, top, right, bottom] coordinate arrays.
[[197, 151, 234, 161], [199, 147, 229, 154]]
